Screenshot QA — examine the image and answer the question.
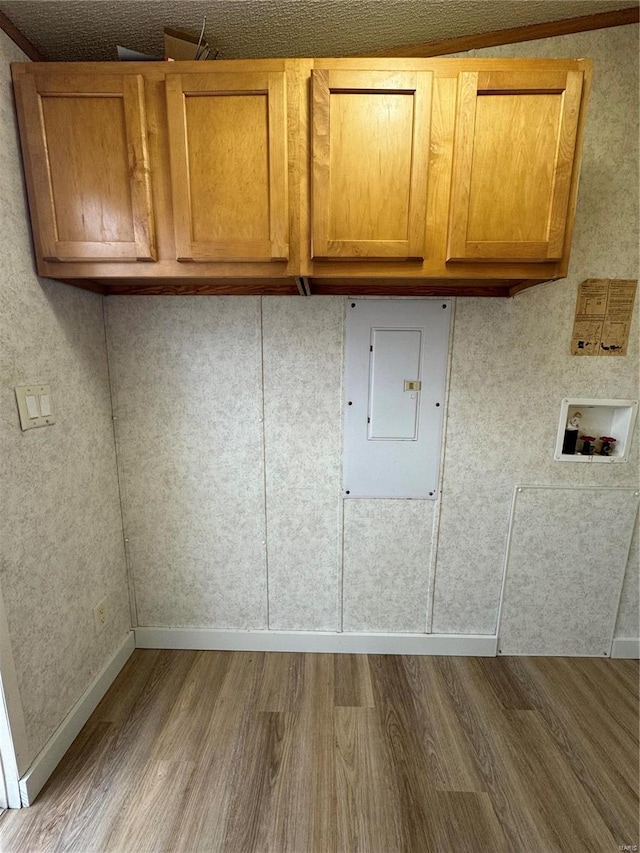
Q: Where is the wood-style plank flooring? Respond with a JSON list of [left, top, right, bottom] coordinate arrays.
[[0, 650, 637, 852]]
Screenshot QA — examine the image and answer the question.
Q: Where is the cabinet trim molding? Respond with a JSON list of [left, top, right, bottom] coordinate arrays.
[[366, 7, 639, 58]]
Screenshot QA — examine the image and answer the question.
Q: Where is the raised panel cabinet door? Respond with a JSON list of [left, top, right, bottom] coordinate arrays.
[[166, 72, 288, 262], [312, 68, 433, 260], [15, 72, 155, 263], [448, 69, 584, 263]]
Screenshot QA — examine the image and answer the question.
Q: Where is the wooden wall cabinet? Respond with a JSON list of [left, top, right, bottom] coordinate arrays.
[[447, 69, 584, 264], [12, 57, 592, 297], [311, 68, 432, 261], [166, 71, 288, 263], [305, 58, 591, 295], [13, 71, 155, 263], [12, 60, 300, 295]]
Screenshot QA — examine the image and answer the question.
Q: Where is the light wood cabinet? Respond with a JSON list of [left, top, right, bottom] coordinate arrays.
[[311, 68, 431, 260], [12, 57, 592, 297], [447, 69, 584, 263], [14, 71, 155, 263], [166, 71, 288, 263], [305, 58, 591, 293]]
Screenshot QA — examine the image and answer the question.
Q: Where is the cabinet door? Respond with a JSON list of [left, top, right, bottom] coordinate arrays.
[[15, 73, 155, 263], [166, 72, 288, 262], [312, 69, 432, 260], [448, 69, 584, 263]]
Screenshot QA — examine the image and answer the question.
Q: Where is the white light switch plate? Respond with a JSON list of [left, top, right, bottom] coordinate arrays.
[[15, 385, 56, 430]]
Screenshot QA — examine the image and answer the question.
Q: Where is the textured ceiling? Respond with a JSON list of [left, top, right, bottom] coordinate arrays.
[[1, 0, 638, 61]]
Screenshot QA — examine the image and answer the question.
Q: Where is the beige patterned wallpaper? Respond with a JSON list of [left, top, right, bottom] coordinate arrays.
[[1, 23, 636, 738], [498, 488, 639, 656], [343, 500, 436, 633], [432, 25, 639, 637], [105, 297, 268, 629], [262, 297, 344, 631], [0, 30, 131, 762], [105, 25, 639, 652]]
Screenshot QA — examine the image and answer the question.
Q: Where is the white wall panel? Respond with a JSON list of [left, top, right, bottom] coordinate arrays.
[[0, 31, 130, 762], [433, 27, 639, 634], [262, 297, 343, 630], [432, 487, 513, 634], [343, 500, 434, 632], [105, 297, 267, 629], [498, 487, 638, 656]]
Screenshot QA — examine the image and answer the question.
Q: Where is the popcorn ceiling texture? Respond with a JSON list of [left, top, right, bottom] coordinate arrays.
[[0, 0, 637, 61], [0, 29, 131, 763]]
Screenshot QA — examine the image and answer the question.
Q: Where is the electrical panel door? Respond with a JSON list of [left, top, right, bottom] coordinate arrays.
[[343, 300, 450, 498]]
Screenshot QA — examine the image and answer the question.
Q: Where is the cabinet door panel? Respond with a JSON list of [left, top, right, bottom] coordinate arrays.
[[166, 72, 288, 262], [448, 69, 583, 263], [16, 74, 155, 262], [312, 69, 432, 260]]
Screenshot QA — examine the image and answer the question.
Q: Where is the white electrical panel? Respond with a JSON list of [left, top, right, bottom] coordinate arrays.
[[343, 299, 450, 499], [15, 385, 56, 430], [369, 329, 422, 439]]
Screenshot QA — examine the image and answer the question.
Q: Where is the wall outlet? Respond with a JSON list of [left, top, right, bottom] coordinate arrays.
[[93, 598, 108, 635]]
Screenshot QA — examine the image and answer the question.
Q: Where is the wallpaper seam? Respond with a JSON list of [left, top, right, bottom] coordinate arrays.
[[425, 505, 441, 634], [426, 297, 456, 633], [607, 504, 640, 647], [259, 297, 271, 630], [494, 486, 519, 646], [102, 298, 138, 629], [338, 498, 345, 633], [613, 508, 639, 638], [338, 299, 346, 633]]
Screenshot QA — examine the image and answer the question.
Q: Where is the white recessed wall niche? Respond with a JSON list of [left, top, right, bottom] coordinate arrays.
[[554, 398, 638, 463]]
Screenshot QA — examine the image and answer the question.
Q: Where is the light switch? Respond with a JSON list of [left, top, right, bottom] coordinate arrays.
[[26, 395, 40, 419], [15, 385, 55, 431], [39, 394, 51, 417]]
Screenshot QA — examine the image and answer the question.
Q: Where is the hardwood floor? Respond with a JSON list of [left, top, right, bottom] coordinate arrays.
[[0, 651, 637, 852]]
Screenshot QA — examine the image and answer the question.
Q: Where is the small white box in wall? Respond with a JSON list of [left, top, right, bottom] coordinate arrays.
[[15, 385, 56, 430], [554, 398, 637, 462]]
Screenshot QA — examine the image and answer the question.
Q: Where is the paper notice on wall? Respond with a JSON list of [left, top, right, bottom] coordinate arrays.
[[571, 279, 637, 356]]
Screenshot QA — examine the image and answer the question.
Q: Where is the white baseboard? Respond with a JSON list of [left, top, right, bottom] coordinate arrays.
[[611, 637, 640, 659], [19, 633, 135, 807], [135, 627, 498, 656]]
